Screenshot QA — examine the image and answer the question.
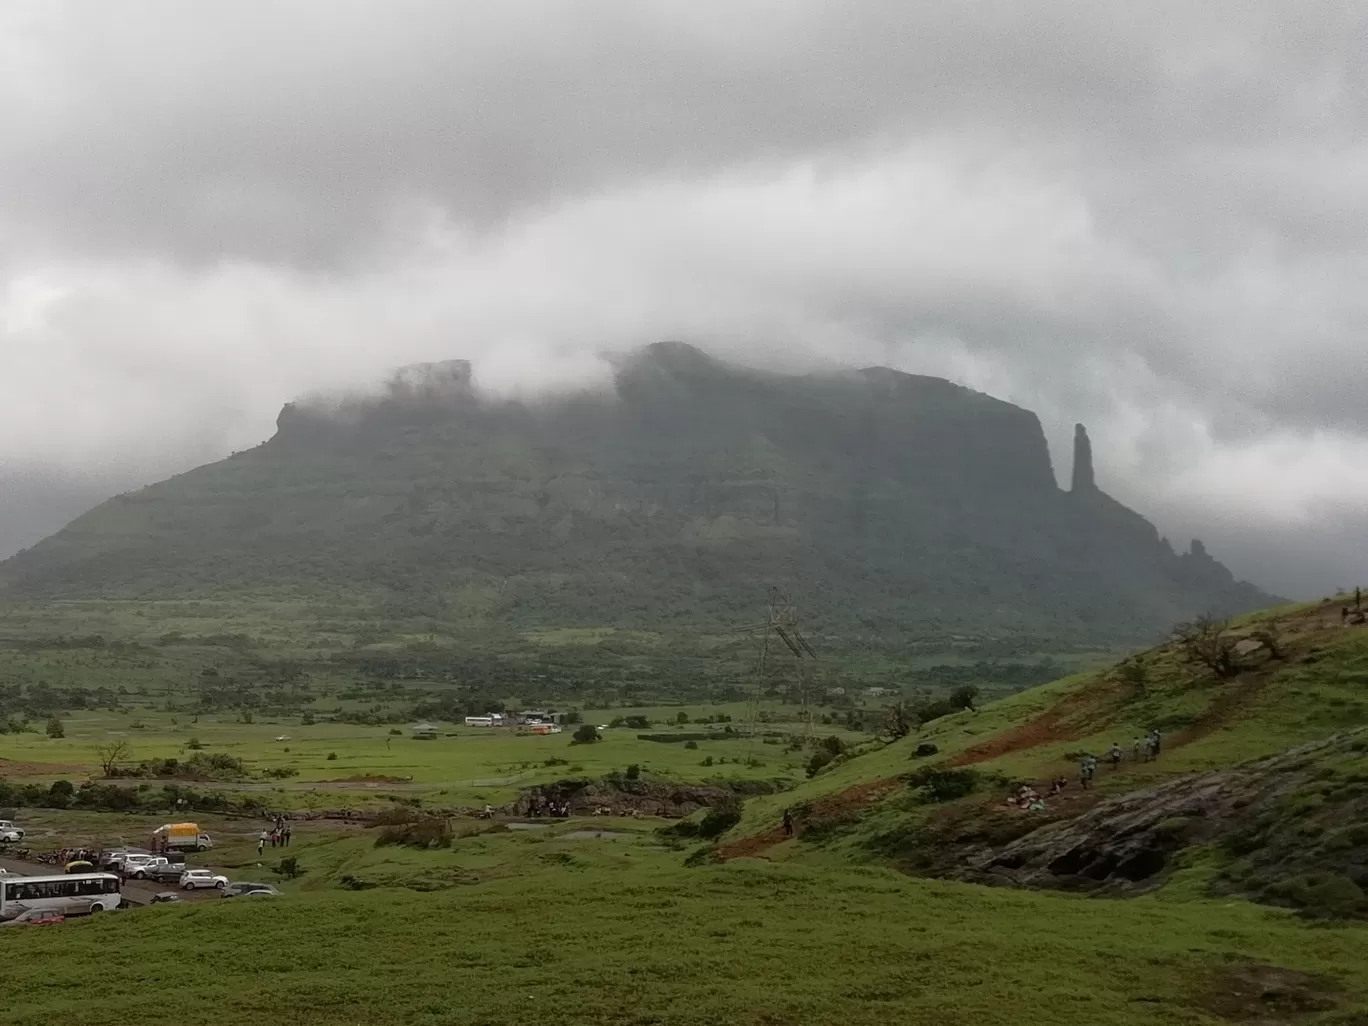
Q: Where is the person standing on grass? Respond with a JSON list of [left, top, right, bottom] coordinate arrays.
[[1151, 728, 1162, 759], [284, 822, 292, 847], [1109, 742, 1122, 768], [1079, 755, 1092, 790], [257, 832, 265, 857], [782, 809, 794, 837], [1132, 737, 1143, 761]]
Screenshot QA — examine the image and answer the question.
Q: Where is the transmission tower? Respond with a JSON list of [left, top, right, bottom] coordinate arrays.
[[735, 587, 818, 742]]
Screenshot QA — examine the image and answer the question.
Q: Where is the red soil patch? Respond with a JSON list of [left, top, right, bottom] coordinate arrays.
[[717, 775, 904, 861], [948, 689, 1101, 767]]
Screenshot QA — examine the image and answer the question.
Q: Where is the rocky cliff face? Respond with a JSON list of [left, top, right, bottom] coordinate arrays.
[[0, 342, 1277, 646]]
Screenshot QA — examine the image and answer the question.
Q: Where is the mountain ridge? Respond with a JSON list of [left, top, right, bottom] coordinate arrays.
[[0, 343, 1276, 652]]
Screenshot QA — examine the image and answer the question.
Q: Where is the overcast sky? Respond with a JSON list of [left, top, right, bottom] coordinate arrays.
[[1, 0, 1366, 597]]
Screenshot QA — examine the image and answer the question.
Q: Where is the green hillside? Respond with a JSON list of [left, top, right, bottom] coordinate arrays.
[[0, 343, 1275, 679], [714, 597, 1368, 919]]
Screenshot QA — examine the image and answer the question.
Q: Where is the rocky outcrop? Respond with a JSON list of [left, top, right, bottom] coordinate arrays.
[[957, 732, 1368, 900], [1070, 423, 1095, 493], [514, 776, 784, 818]]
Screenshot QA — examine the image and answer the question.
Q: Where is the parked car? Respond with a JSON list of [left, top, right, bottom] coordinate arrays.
[[0, 908, 65, 927], [179, 870, 228, 891], [0, 820, 24, 843], [150, 892, 182, 904], [222, 882, 280, 898], [140, 862, 192, 885], [122, 855, 169, 880], [101, 849, 152, 873]]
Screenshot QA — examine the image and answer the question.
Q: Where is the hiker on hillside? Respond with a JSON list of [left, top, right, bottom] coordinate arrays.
[[283, 823, 292, 847], [257, 830, 266, 856], [782, 809, 794, 837], [1150, 729, 1162, 759], [1109, 742, 1122, 768], [1078, 755, 1093, 790], [1132, 737, 1143, 761]]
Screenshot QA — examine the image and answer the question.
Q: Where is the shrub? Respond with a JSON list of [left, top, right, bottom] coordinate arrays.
[[948, 685, 980, 712], [904, 766, 980, 804], [275, 855, 303, 879], [625, 764, 641, 780], [326, 752, 338, 761], [1265, 872, 1367, 920], [374, 816, 453, 849], [570, 724, 601, 745], [388, 728, 402, 736], [45, 717, 64, 739], [701, 756, 714, 766], [187, 737, 204, 750], [684, 740, 699, 750], [301, 712, 315, 726], [697, 800, 742, 839]]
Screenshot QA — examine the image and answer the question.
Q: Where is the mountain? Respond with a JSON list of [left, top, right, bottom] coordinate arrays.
[[0, 342, 1275, 650]]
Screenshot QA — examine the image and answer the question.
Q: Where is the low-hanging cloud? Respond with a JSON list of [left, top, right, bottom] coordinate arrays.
[[1, 0, 1365, 596]]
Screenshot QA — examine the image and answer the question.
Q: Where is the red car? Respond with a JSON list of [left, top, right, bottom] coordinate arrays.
[[2, 908, 66, 927]]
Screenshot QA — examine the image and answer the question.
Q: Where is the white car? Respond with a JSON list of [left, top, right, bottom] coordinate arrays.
[[0, 821, 24, 843], [179, 869, 228, 891]]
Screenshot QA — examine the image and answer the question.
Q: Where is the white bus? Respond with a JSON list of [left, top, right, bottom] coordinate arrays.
[[0, 873, 122, 920]]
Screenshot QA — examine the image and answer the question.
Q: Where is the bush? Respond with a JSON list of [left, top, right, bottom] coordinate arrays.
[[326, 752, 338, 761], [275, 855, 303, 879], [187, 737, 204, 750], [684, 740, 699, 750], [570, 724, 601, 745], [301, 712, 315, 726], [1265, 872, 1367, 919], [697, 801, 742, 839], [374, 816, 453, 849], [45, 717, 64, 739], [806, 749, 835, 777], [701, 756, 714, 767], [904, 766, 980, 804], [947, 685, 980, 712], [625, 764, 641, 780], [388, 728, 402, 736]]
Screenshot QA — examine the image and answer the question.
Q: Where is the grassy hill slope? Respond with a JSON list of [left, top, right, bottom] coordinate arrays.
[[715, 597, 1368, 916]]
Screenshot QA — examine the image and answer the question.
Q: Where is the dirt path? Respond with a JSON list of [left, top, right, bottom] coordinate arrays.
[[0, 856, 223, 906], [717, 776, 904, 861], [948, 689, 1101, 767]]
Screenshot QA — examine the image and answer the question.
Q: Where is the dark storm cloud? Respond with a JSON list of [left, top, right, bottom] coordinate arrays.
[[1, 0, 1366, 595]]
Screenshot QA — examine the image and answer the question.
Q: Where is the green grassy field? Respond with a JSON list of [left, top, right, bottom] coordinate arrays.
[[3, 847, 1367, 1026], [1, 701, 867, 808]]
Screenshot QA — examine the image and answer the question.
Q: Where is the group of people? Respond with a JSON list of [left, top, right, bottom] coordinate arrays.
[[1078, 729, 1163, 788], [1003, 784, 1046, 812], [523, 798, 574, 818], [257, 817, 292, 855]]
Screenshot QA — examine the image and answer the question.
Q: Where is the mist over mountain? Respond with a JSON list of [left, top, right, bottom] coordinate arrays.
[[0, 343, 1276, 651]]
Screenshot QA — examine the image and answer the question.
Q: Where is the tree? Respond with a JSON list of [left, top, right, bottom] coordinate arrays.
[[96, 740, 130, 777], [625, 763, 641, 780], [1114, 659, 1149, 694], [948, 685, 980, 712], [45, 717, 65, 739], [1172, 615, 1242, 679], [571, 724, 601, 745], [882, 702, 912, 740], [675, 710, 689, 724]]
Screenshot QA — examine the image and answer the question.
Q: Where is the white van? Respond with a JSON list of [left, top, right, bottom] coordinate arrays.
[[0, 821, 24, 843]]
